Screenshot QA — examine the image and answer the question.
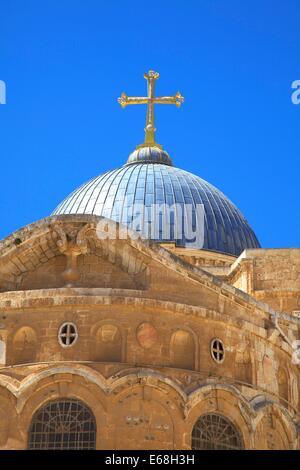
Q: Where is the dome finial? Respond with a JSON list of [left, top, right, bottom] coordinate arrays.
[[118, 70, 184, 151]]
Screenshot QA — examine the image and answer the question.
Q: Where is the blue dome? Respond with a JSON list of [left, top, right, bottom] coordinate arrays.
[[52, 160, 260, 257]]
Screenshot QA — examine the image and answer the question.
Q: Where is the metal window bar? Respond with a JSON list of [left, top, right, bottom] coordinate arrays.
[[192, 413, 244, 450], [28, 399, 96, 450]]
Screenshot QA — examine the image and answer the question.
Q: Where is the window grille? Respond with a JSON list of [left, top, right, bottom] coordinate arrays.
[[192, 413, 244, 450], [58, 322, 78, 347], [211, 338, 225, 363], [28, 399, 96, 450]]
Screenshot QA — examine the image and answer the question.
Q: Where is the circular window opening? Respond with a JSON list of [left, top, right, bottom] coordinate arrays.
[[58, 322, 78, 348], [211, 338, 225, 363]]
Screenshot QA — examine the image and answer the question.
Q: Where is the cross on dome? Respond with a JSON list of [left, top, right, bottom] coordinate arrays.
[[118, 70, 184, 150]]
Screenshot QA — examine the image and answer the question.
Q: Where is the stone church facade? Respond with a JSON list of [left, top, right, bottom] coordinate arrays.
[[0, 72, 299, 450]]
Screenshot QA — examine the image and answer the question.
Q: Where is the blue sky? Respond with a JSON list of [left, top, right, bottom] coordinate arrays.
[[1, 0, 299, 248]]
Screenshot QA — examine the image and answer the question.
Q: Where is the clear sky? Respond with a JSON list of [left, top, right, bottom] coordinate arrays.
[[1, 0, 299, 248]]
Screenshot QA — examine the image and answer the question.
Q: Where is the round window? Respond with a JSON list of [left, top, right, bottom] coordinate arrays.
[[211, 338, 225, 363], [58, 322, 78, 348]]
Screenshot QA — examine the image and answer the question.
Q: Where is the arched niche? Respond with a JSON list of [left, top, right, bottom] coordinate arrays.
[[0, 337, 6, 365], [254, 413, 292, 450], [0, 406, 9, 447], [12, 327, 37, 365], [278, 367, 289, 406], [95, 324, 122, 363], [170, 329, 195, 370], [235, 349, 253, 385], [111, 386, 175, 450]]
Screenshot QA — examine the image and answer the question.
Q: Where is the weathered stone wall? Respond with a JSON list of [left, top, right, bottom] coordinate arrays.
[[0, 364, 297, 450], [1, 291, 295, 390], [227, 249, 300, 315], [0, 216, 298, 450]]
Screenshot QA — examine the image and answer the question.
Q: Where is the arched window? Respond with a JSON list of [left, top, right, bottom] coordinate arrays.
[[28, 399, 96, 450], [170, 330, 195, 370], [192, 413, 244, 450]]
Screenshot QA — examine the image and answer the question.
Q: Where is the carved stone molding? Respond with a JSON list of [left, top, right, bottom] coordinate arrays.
[[55, 224, 92, 286]]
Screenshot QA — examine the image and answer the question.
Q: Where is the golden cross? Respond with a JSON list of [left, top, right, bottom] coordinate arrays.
[[118, 70, 184, 149]]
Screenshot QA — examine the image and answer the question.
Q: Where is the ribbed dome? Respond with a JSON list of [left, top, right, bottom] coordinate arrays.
[[52, 162, 260, 256]]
